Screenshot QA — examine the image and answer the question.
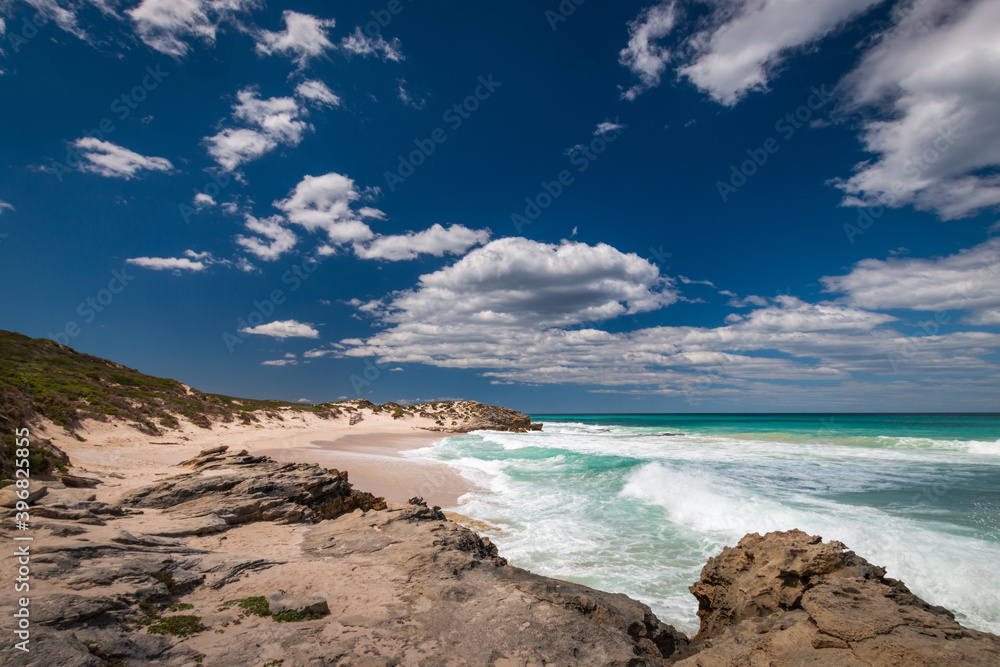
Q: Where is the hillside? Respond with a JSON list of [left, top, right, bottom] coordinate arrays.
[[0, 329, 537, 483]]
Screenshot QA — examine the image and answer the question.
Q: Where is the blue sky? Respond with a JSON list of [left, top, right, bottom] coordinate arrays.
[[1, 0, 998, 413]]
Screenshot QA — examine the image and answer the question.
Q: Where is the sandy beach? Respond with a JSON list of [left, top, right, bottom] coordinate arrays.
[[260, 432, 475, 507], [44, 408, 477, 509]]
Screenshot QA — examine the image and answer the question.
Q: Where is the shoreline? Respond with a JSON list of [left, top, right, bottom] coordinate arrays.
[[42, 410, 480, 510], [259, 431, 475, 508]]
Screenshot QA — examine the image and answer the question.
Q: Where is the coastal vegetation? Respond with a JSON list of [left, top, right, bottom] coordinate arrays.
[[0, 328, 538, 483]]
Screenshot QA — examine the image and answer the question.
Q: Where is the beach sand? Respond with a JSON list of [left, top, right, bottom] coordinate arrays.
[[260, 432, 473, 507], [45, 409, 477, 509]]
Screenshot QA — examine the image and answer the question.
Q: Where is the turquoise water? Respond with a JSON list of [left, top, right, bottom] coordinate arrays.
[[406, 414, 1000, 636]]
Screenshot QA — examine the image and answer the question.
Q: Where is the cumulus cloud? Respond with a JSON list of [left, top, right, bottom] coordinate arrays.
[[205, 87, 314, 171], [618, 2, 677, 101], [205, 82, 338, 171], [361, 238, 677, 329], [253, 10, 336, 68], [294, 79, 340, 107], [274, 172, 380, 246], [339, 26, 403, 61], [128, 0, 259, 57], [240, 319, 319, 339], [194, 193, 216, 208], [343, 298, 997, 390], [833, 0, 1000, 219], [822, 237, 1000, 316], [334, 239, 1000, 400], [677, 0, 883, 106], [353, 224, 490, 261], [235, 214, 297, 261], [723, 295, 896, 331], [72, 138, 173, 179]]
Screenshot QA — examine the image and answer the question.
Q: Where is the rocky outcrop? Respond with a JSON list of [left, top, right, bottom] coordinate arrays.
[[120, 446, 387, 527], [678, 529, 1000, 666], [413, 400, 541, 433]]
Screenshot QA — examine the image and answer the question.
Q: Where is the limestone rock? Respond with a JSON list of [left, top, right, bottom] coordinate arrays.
[[678, 529, 1000, 666], [118, 451, 387, 527], [0, 483, 47, 507], [267, 592, 330, 617]]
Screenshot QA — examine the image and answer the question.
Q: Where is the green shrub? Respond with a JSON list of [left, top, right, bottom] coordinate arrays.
[[218, 596, 270, 617], [147, 615, 205, 637], [272, 610, 322, 623]]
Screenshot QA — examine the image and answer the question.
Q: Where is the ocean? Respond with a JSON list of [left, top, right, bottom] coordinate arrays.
[[406, 413, 1000, 636]]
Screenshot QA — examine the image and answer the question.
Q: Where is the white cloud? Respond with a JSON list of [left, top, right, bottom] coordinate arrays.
[[833, 0, 1000, 219], [254, 10, 336, 68], [677, 0, 883, 106], [342, 298, 997, 390], [723, 295, 895, 331], [295, 79, 340, 107], [964, 309, 1000, 326], [8, 0, 88, 40], [339, 26, 403, 62], [205, 128, 275, 171], [618, 2, 677, 101], [0, 199, 13, 213], [594, 121, 625, 135], [261, 358, 297, 366], [728, 294, 770, 308], [128, 0, 259, 57], [72, 138, 173, 179], [353, 224, 490, 261], [205, 87, 311, 171], [235, 214, 297, 261], [126, 249, 227, 273], [274, 172, 379, 246], [396, 79, 425, 109], [822, 237, 1000, 315], [240, 319, 319, 339], [333, 239, 1000, 401], [362, 238, 677, 329], [126, 256, 207, 272], [194, 192, 216, 208]]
